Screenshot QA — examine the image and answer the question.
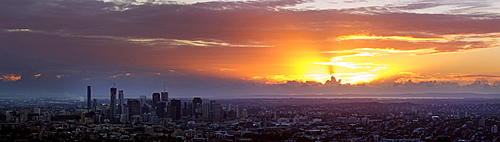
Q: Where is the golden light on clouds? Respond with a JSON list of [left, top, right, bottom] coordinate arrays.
[[56, 75, 65, 79], [335, 34, 449, 42], [1, 74, 21, 82]]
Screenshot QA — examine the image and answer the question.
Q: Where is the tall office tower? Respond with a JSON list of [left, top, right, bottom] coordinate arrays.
[[93, 99, 98, 111], [242, 108, 248, 118], [87, 86, 92, 110], [157, 102, 166, 118], [110, 87, 117, 121], [192, 97, 202, 117], [183, 102, 193, 117], [118, 90, 124, 115], [128, 99, 141, 117], [211, 101, 222, 119], [140, 95, 147, 106], [234, 106, 240, 118], [202, 103, 211, 119], [227, 104, 231, 113], [161, 92, 168, 102], [168, 99, 182, 120], [152, 93, 160, 108]]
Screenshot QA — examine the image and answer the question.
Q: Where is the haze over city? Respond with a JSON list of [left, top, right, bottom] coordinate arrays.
[[1, 0, 500, 98]]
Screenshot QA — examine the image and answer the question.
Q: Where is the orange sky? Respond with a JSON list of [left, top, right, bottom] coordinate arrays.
[[2, 0, 500, 97]]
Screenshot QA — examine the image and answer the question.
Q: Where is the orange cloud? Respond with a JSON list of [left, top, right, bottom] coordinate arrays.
[[1, 74, 21, 82], [335, 34, 450, 42], [56, 75, 65, 79]]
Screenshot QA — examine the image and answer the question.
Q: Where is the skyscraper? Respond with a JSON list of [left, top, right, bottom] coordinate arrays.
[[110, 87, 117, 121], [242, 108, 248, 118], [140, 95, 147, 106], [157, 102, 166, 118], [193, 97, 202, 117], [128, 99, 141, 116], [118, 90, 124, 115], [93, 99, 97, 111], [168, 99, 181, 121], [87, 86, 91, 110], [183, 102, 193, 117], [211, 101, 222, 119], [161, 91, 168, 102], [202, 100, 222, 120], [152, 93, 160, 108]]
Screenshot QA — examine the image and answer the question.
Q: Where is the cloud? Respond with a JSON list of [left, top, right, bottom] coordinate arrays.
[[453, 74, 500, 78], [0, 74, 21, 82], [1, 0, 500, 97]]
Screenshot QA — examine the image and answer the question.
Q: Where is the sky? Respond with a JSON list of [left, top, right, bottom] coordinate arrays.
[[1, 0, 500, 98]]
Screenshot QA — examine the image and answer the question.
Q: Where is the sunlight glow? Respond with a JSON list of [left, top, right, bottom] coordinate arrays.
[[335, 34, 449, 42]]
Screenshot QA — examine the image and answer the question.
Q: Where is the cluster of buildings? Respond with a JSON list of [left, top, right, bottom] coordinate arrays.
[[1, 90, 500, 141], [86, 86, 246, 124]]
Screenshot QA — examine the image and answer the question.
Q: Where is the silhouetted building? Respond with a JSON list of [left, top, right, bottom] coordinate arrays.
[[202, 101, 222, 120], [93, 99, 97, 111], [140, 95, 146, 106], [87, 86, 92, 109], [161, 91, 168, 102], [168, 99, 181, 120], [183, 102, 193, 117], [212, 101, 222, 119], [157, 102, 166, 118], [118, 90, 125, 115], [193, 97, 202, 117], [110, 87, 117, 121], [128, 99, 141, 116], [242, 108, 248, 118], [141, 104, 150, 114], [152, 93, 160, 108]]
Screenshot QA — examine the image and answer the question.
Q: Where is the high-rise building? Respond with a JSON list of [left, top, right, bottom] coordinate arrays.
[[152, 93, 160, 108], [202, 103, 211, 119], [161, 92, 168, 102], [157, 102, 166, 118], [242, 108, 248, 118], [128, 99, 141, 116], [168, 99, 182, 121], [193, 97, 202, 117], [183, 102, 193, 117], [93, 99, 97, 111], [202, 100, 222, 120], [140, 95, 147, 106], [87, 86, 92, 110], [118, 90, 124, 115], [110, 87, 117, 121], [234, 106, 239, 118], [211, 101, 222, 119], [493, 125, 498, 133]]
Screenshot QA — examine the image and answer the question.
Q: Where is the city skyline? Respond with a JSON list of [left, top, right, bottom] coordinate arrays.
[[1, 0, 500, 98]]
